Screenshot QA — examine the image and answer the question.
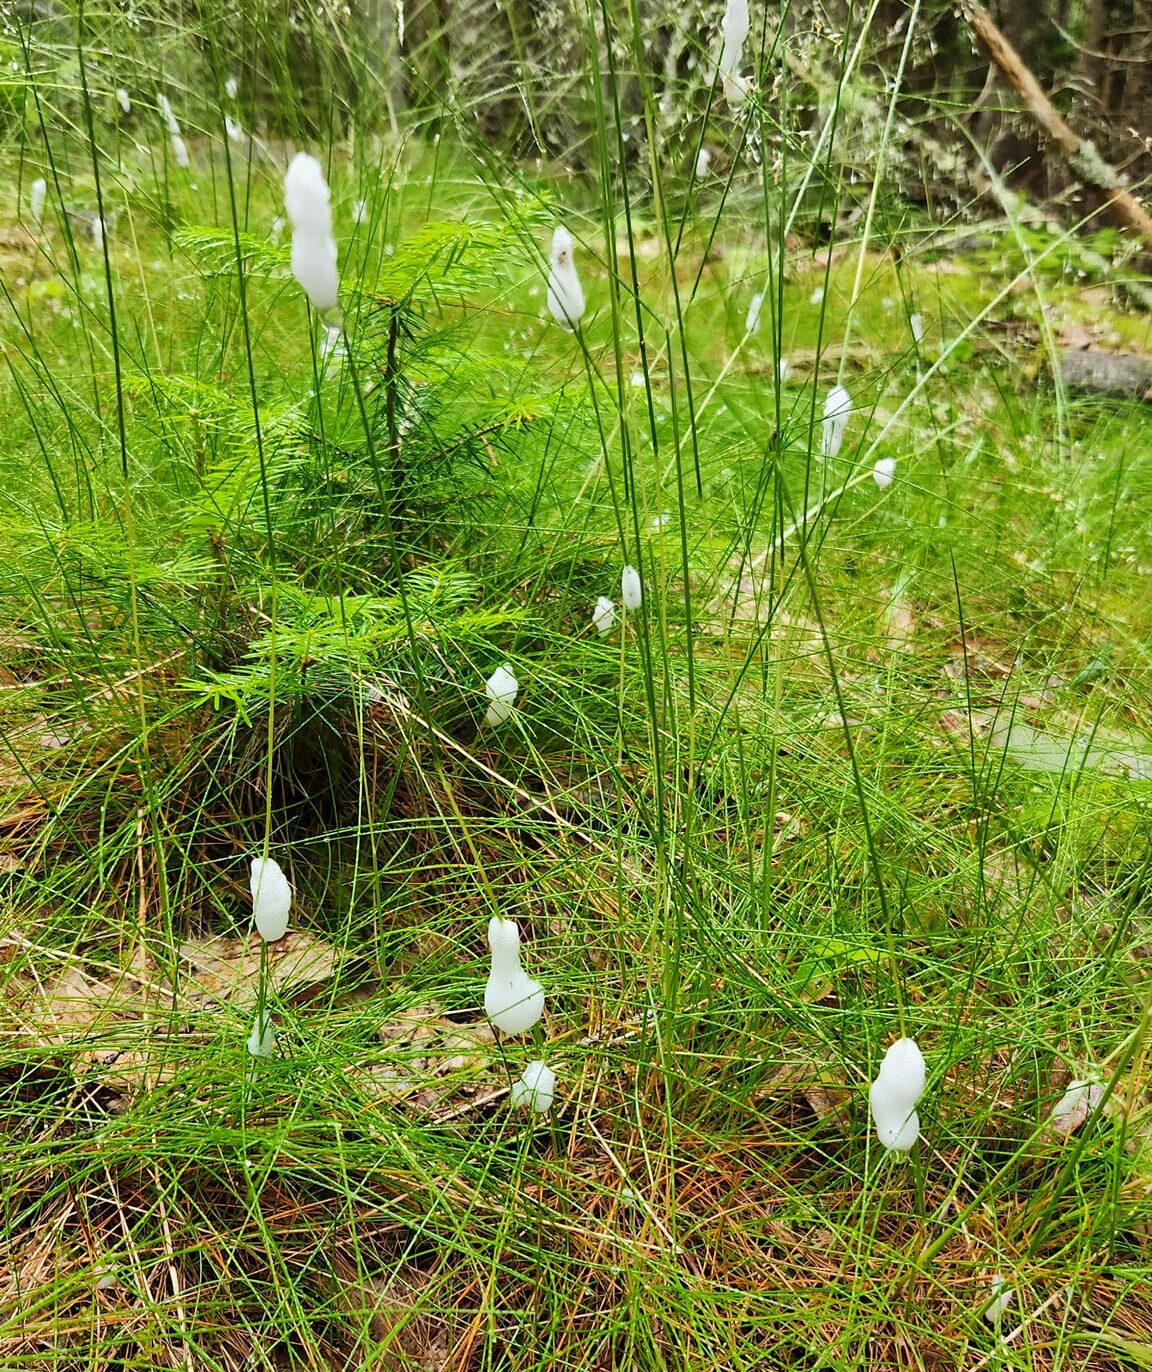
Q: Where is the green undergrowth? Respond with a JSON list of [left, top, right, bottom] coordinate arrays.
[[4, 89, 1152, 1372]]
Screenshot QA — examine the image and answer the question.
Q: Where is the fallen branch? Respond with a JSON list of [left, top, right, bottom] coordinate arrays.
[[958, 0, 1152, 254], [1059, 349, 1152, 401]]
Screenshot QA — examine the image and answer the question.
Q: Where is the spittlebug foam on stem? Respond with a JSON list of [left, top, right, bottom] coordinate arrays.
[[510, 1060, 555, 1113], [869, 1037, 926, 1152], [284, 153, 340, 317], [547, 226, 585, 331], [250, 857, 291, 943], [484, 916, 544, 1035], [484, 665, 518, 726]]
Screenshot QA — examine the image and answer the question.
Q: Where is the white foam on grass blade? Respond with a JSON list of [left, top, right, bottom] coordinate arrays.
[[510, 1060, 555, 1113], [484, 665, 518, 727], [484, 916, 544, 1034], [546, 225, 584, 330], [869, 1037, 926, 1152]]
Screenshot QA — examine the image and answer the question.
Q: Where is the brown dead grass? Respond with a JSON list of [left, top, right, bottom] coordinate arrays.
[[4, 1023, 1152, 1371]]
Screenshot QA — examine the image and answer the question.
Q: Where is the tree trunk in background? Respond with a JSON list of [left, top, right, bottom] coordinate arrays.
[[336, 0, 1152, 205], [405, 0, 679, 164], [1083, 0, 1152, 185], [969, 0, 1064, 196], [399, 0, 596, 153], [358, 0, 406, 133], [960, 0, 1152, 251], [400, 0, 453, 132]]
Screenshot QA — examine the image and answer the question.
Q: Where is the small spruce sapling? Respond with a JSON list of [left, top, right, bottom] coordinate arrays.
[[484, 916, 544, 1035], [869, 1036, 926, 1152], [547, 226, 585, 331]]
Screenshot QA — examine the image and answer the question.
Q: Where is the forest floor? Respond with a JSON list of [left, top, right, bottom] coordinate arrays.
[[3, 137, 1152, 1370]]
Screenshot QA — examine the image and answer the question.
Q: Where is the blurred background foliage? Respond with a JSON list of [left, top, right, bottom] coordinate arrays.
[[8, 1, 1152, 209]]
